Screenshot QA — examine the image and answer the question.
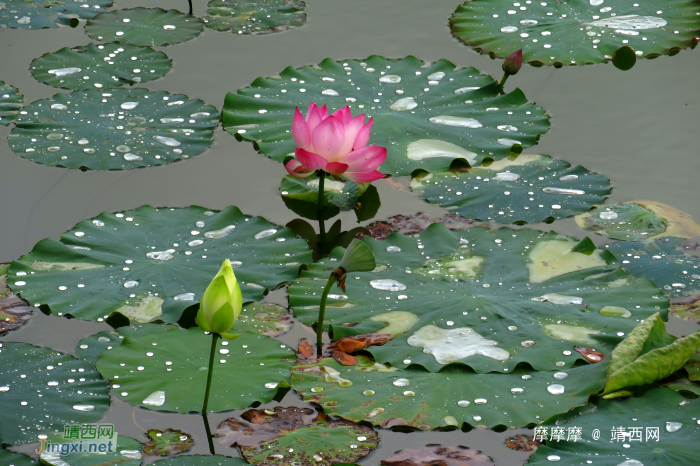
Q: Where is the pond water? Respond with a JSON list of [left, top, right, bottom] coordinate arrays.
[[1, 0, 700, 464]]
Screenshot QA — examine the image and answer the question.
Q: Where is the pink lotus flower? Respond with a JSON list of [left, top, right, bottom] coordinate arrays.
[[502, 49, 523, 76], [284, 103, 387, 183]]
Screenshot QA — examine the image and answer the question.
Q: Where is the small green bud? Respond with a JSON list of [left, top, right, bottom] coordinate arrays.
[[196, 259, 242, 335]]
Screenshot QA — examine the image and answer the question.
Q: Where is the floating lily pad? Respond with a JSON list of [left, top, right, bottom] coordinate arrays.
[[152, 455, 249, 466], [606, 237, 700, 298], [291, 354, 607, 430], [382, 445, 494, 466], [0, 342, 110, 445], [96, 326, 295, 413], [0, 272, 34, 334], [526, 387, 700, 465], [411, 154, 611, 224], [30, 43, 172, 91], [0, 451, 39, 466], [0, 81, 23, 126], [671, 295, 700, 322], [0, 0, 112, 29], [361, 213, 474, 241], [450, 0, 700, 67], [577, 202, 668, 241], [144, 429, 194, 456], [289, 224, 665, 373], [217, 407, 378, 464], [204, 0, 306, 34], [39, 434, 143, 466], [86, 8, 203, 47], [234, 302, 293, 337], [8, 88, 218, 170], [223, 56, 549, 177], [9, 205, 311, 323]]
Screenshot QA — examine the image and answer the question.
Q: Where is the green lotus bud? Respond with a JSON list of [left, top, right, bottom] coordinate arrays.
[[196, 259, 242, 336], [339, 238, 376, 274]]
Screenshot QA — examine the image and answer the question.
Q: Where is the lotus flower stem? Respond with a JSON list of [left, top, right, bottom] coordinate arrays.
[[201, 332, 219, 454], [317, 170, 327, 255], [498, 73, 509, 94], [316, 272, 339, 350], [188, 0, 193, 15]]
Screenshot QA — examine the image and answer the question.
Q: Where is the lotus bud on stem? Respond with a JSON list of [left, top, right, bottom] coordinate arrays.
[[196, 259, 242, 454], [498, 49, 523, 94], [315, 239, 376, 354]]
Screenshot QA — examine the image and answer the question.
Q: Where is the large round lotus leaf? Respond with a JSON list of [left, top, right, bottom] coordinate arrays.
[[152, 455, 249, 466], [217, 407, 378, 465], [450, 0, 700, 67], [30, 43, 172, 91], [76, 303, 293, 363], [411, 154, 611, 224], [39, 435, 143, 466], [0, 0, 112, 29], [576, 202, 668, 241], [86, 8, 203, 46], [222, 56, 550, 177], [291, 354, 607, 430], [7, 88, 218, 170], [526, 387, 700, 465], [0, 451, 39, 466], [0, 342, 110, 445], [8, 205, 311, 323], [96, 326, 296, 413], [288, 224, 666, 373], [204, 0, 306, 34], [606, 237, 700, 298], [0, 81, 23, 126]]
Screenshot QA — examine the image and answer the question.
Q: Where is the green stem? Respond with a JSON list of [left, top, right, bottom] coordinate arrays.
[[202, 332, 219, 454], [202, 412, 215, 455], [316, 273, 339, 350], [498, 73, 509, 95], [317, 171, 327, 256]]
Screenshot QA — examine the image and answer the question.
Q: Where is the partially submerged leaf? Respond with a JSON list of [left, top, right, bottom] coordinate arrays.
[[671, 295, 700, 322], [361, 213, 474, 241], [0, 272, 34, 334], [505, 434, 541, 452], [39, 434, 143, 466], [86, 8, 203, 46], [381, 445, 494, 466], [204, 0, 307, 35], [9, 206, 310, 323], [233, 302, 293, 337], [152, 455, 249, 466], [216, 407, 378, 465], [411, 155, 611, 224], [576, 202, 668, 241], [0, 342, 110, 445], [96, 326, 295, 413], [143, 428, 194, 456], [30, 43, 172, 91], [223, 56, 549, 177], [635, 199, 700, 239]]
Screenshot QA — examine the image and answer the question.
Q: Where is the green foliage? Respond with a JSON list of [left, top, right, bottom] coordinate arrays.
[[204, 0, 306, 34], [0, 81, 23, 126], [0, 0, 112, 29]]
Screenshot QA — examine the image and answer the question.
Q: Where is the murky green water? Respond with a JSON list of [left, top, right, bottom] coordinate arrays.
[[2, 0, 700, 463]]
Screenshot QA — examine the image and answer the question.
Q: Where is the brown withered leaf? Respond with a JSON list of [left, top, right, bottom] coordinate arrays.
[[574, 346, 606, 363], [332, 350, 357, 366], [505, 434, 542, 452], [298, 339, 314, 359], [0, 270, 34, 334], [332, 333, 393, 353], [217, 407, 378, 465], [381, 444, 495, 466], [360, 213, 474, 241]]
